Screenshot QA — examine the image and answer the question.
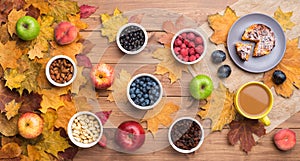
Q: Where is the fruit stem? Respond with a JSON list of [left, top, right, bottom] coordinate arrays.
[[23, 24, 29, 29]]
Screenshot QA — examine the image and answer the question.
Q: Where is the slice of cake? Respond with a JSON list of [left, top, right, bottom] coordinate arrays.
[[242, 24, 275, 57], [235, 42, 252, 61]]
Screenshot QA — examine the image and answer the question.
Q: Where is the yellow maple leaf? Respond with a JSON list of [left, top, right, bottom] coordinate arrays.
[[22, 144, 51, 161], [0, 41, 23, 70], [100, 8, 128, 42], [42, 108, 57, 132], [142, 101, 179, 135], [47, 0, 79, 22], [67, 14, 88, 30], [71, 66, 87, 94], [274, 7, 296, 32], [25, 0, 50, 15], [50, 41, 83, 62], [107, 69, 132, 102], [198, 83, 236, 131], [28, 15, 55, 60], [4, 69, 26, 90], [7, 9, 27, 37], [262, 38, 300, 98], [152, 48, 188, 83], [39, 87, 70, 113], [208, 6, 239, 45], [5, 100, 22, 120], [55, 95, 76, 131], [0, 142, 22, 159]]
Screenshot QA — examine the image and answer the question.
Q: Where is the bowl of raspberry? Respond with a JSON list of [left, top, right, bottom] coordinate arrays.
[[171, 28, 207, 65], [127, 73, 163, 110], [116, 23, 148, 55]]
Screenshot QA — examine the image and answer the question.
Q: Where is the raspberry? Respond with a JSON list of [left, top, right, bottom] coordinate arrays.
[[187, 32, 196, 40], [188, 41, 195, 48], [180, 43, 186, 49], [184, 39, 189, 45], [195, 37, 203, 45], [189, 55, 197, 62], [189, 48, 195, 55], [180, 33, 187, 39], [195, 54, 200, 58], [174, 47, 181, 55], [183, 56, 189, 62], [195, 45, 204, 54], [180, 48, 188, 57], [177, 54, 183, 60], [174, 38, 182, 46]]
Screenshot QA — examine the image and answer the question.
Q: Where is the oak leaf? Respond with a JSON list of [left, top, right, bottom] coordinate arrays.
[[71, 66, 87, 94], [228, 119, 266, 153], [39, 87, 70, 113], [198, 83, 236, 131], [0, 113, 18, 136], [208, 6, 239, 45], [262, 38, 300, 98], [7, 9, 26, 37], [274, 7, 295, 32], [5, 100, 22, 120], [47, 0, 79, 22], [107, 69, 131, 102], [55, 95, 76, 131], [142, 101, 179, 135], [0, 41, 23, 70], [79, 4, 98, 19], [100, 8, 128, 42], [0, 142, 22, 159], [152, 47, 188, 83]]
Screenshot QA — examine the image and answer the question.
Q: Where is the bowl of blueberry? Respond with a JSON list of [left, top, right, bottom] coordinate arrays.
[[171, 28, 207, 65], [127, 73, 163, 110], [116, 23, 148, 55]]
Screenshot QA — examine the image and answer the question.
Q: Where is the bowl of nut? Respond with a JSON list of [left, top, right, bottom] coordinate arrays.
[[45, 55, 77, 87], [116, 23, 148, 55], [171, 28, 207, 65], [127, 73, 163, 110], [67, 111, 103, 148], [168, 117, 204, 153]]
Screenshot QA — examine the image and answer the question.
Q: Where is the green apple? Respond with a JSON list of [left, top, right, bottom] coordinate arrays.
[[189, 74, 214, 100], [16, 16, 40, 41]]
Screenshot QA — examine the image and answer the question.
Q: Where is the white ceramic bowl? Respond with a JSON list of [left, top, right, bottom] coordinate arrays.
[[168, 117, 204, 153], [171, 28, 207, 65], [127, 73, 163, 110], [67, 111, 103, 148], [116, 23, 148, 55], [45, 55, 77, 87]]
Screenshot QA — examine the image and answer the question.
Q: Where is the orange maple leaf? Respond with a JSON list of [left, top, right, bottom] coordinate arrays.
[[55, 95, 76, 131], [208, 6, 239, 45], [262, 38, 300, 98], [39, 87, 70, 113], [7, 9, 26, 37], [0, 41, 23, 70], [50, 41, 83, 62]]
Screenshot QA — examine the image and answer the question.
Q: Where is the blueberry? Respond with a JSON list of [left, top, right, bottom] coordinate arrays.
[[272, 70, 286, 85], [135, 88, 141, 94], [139, 97, 145, 103], [211, 50, 226, 64], [130, 93, 136, 99], [143, 93, 149, 98], [137, 93, 142, 98], [141, 102, 146, 107], [217, 65, 231, 78], [145, 99, 150, 105]]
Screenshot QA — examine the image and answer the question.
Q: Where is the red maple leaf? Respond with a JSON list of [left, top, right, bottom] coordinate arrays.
[[95, 110, 112, 125], [79, 4, 98, 19]]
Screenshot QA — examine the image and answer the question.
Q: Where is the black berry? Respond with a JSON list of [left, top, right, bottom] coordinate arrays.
[[272, 70, 286, 85], [119, 25, 145, 52], [211, 50, 226, 64]]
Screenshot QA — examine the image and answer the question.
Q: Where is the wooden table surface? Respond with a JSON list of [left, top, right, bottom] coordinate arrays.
[[73, 0, 300, 160]]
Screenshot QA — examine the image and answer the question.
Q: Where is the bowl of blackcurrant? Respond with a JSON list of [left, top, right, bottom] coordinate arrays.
[[127, 73, 163, 110], [116, 23, 148, 55]]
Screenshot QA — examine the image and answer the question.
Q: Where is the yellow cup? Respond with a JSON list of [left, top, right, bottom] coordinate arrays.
[[234, 81, 273, 126]]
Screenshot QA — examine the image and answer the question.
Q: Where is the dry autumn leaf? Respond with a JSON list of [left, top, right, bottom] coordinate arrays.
[[47, 0, 79, 22], [0, 113, 18, 136], [0, 24, 10, 44], [71, 66, 87, 94], [198, 83, 236, 131], [0, 142, 22, 159], [50, 41, 83, 62], [79, 4, 98, 19], [7, 9, 26, 37], [100, 8, 128, 42], [107, 69, 132, 102], [23, 144, 51, 161], [228, 119, 266, 153], [0, 41, 23, 70], [55, 94, 77, 131], [67, 14, 88, 30], [274, 7, 296, 31], [24, 0, 50, 15], [17, 92, 42, 114], [142, 101, 179, 135], [39, 87, 70, 113], [0, 81, 20, 112], [5, 99, 22, 120], [4, 69, 26, 90], [152, 48, 188, 83], [208, 6, 239, 45], [262, 38, 300, 98]]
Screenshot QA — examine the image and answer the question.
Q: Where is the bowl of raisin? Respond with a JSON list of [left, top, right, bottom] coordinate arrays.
[[168, 117, 204, 153], [116, 23, 148, 55], [127, 73, 163, 110]]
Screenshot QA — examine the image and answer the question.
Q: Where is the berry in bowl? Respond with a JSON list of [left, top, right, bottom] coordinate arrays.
[[171, 28, 207, 64], [45, 55, 77, 87], [168, 117, 204, 153], [127, 73, 163, 110], [116, 23, 148, 55], [67, 111, 103, 148]]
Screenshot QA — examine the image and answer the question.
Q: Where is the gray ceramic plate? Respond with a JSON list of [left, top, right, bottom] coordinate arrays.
[[227, 13, 286, 73]]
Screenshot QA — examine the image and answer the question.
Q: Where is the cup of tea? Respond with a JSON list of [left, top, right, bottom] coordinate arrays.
[[234, 81, 273, 126]]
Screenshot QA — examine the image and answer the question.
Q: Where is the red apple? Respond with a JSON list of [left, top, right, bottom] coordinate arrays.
[[18, 112, 44, 139], [90, 63, 114, 89], [115, 121, 145, 152]]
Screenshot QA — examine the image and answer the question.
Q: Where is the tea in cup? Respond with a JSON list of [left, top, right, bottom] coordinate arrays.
[[234, 81, 273, 126]]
